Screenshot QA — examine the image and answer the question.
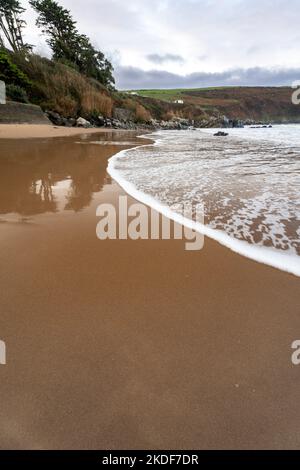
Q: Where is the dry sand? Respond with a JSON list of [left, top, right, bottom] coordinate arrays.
[[0, 129, 299, 449], [0, 123, 119, 139]]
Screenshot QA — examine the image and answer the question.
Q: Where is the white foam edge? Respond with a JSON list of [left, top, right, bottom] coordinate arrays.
[[107, 132, 300, 278]]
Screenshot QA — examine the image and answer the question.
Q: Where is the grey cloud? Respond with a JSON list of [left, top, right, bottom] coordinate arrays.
[[198, 55, 208, 61], [116, 66, 300, 90], [146, 53, 184, 64], [22, 0, 300, 87]]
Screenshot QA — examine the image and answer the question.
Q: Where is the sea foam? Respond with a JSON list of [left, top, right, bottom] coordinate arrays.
[[107, 127, 300, 277]]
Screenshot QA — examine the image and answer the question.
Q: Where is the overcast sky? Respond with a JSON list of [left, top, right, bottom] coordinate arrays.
[[22, 0, 300, 89]]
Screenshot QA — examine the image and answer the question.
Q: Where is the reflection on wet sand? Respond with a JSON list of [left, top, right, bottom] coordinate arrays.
[[0, 131, 141, 217]]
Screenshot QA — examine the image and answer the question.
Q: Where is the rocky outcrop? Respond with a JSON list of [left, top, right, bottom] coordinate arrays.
[[194, 116, 224, 128], [150, 117, 192, 130], [45, 110, 77, 127], [113, 107, 135, 123], [222, 117, 244, 128], [46, 110, 143, 130]]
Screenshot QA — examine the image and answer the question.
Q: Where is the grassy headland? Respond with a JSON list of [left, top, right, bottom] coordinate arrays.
[[127, 86, 300, 124]]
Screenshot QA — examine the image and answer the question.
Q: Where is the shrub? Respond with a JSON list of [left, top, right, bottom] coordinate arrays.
[[135, 104, 152, 122], [123, 98, 137, 112], [11, 53, 113, 117], [0, 49, 31, 88], [122, 98, 152, 122], [6, 84, 29, 103]]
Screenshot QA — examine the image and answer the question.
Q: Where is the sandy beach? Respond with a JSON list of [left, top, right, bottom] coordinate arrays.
[[0, 127, 299, 450], [0, 124, 118, 139]]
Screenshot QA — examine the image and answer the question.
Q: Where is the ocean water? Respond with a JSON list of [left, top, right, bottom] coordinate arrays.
[[108, 125, 300, 276]]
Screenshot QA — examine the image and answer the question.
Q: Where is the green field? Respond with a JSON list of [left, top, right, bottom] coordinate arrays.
[[126, 87, 230, 102]]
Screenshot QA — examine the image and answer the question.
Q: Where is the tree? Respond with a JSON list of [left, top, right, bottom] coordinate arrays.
[[30, 0, 115, 89], [29, 0, 77, 63], [75, 34, 115, 89], [0, 0, 31, 52]]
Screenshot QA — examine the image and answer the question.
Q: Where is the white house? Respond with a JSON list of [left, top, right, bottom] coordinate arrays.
[[174, 99, 184, 104]]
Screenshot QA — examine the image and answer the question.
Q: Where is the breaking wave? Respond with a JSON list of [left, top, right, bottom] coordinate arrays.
[[107, 126, 300, 277]]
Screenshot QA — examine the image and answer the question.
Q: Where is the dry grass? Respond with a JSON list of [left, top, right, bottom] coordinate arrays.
[[135, 104, 152, 122], [161, 111, 176, 121], [81, 89, 112, 117], [122, 98, 152, 122], [13, 54, 113, 117]]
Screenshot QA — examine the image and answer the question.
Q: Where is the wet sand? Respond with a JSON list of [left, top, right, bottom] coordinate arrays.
[[0, 130, 299, 450]]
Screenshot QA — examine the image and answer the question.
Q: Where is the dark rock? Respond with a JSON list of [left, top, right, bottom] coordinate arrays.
[[111, 118, 123, 128], [214, 131, 229, 137], [61, 117, 71, 127], [68, 118, 76, 127], [46, 110, 64, 126], [97, 114, 105, 126], [44, 111, 77, 127], [90, 114, 105, 127]]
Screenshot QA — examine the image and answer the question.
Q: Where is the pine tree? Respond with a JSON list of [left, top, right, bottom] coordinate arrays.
[[0, 0, 31, 52]]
